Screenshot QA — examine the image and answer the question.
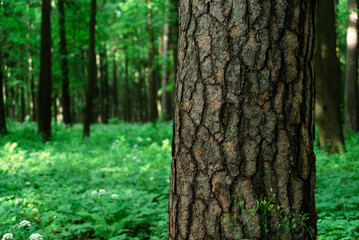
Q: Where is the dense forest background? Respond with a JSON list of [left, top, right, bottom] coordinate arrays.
[[1, 0, 178, 136], [0, 0, 359, 239]]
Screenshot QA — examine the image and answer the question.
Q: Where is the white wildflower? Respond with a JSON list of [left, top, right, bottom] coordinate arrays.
[[111, 194, 119, 199], [18, 220, 31, 228], [136, 159, 141, 163], [99, 189, 106, 195], [2, 233, 13, 240], [162, 139, 169, 145], [136, 137, 143, 142], [133, 144, 138, 148], [132, 156, 137, 160], [25, 181, 31, 185], [29, 233, 43, 240], [146, 137, 152, 141], [91, 191, 98, 196]]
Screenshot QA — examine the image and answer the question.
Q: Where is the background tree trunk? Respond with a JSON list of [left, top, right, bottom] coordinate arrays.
[[99, 47, 109, 123], [0, 47, 7, 134], [38, 0, 52, 141], [112, 50, 118, 118], [147, 0, 158, 122], [83, 0, 96, 138], [124, 49, 131, 122], [58, 0, 72, 125], [168, 1, 317, 239], [345, 0, 359, 132], [315, 0, 345, 153], [161, 0, 170, 121]]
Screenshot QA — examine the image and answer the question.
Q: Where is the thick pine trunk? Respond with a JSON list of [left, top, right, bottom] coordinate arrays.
[[83, 0, 96, 138], [58, 0, 72, 125], [38, 0, 52, 141], [0, 47, 7, 134], [168, 1, 317, 239], [315, 0, 345, 153], [345, 0, 359, 132]]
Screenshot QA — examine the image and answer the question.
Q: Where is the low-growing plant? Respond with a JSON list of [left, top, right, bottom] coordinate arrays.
[[223, 194, 314, 240]]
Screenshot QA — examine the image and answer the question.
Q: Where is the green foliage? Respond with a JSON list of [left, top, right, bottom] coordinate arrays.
[[223, 195, 314, 240], [315, 133, 359, 240], [0, 122, 172, 239], [1, 122, 359, 239]]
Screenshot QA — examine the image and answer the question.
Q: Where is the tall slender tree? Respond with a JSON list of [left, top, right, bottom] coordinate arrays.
[[345, 0, 359, 132], [112, 49, 118, 118], [38, 0, 52, 141], [58, 0, 72, 125], [315, 0, 345, 153], [147, 0, 158, 122], [83, 0, 97, 138], [161, 0, 170, 121], [0, 47, 7, 135], [99, 47, 109, 123], [168, 0, 317, 239]]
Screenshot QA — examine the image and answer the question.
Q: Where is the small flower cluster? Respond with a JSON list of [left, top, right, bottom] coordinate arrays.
[[1, 233, 13, 240], [18, 220, 31, 228], [111, 194, 119, 199], [91, 189, 119, 199], [2, 220, 43, 240], [91, 189, 106, 196], [29, 233, 44, 240]]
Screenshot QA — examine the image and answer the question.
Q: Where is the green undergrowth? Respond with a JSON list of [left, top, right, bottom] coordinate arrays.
[[315, 133, 359, 240], [0, 121, 358, 239], [0, 121, 172, 239]]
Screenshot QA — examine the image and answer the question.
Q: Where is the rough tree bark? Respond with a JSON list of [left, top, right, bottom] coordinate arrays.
[[315, 0, 345, 153], [168, 1, 317, 239], [0, 47, 7, 134], [345, 0, 359, 132], [38, 0, 52, 141], [58, 0, 72, 125], [83, 0, 97, 138]]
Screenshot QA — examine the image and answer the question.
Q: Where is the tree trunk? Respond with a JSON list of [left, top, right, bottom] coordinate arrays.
[[58, 0, 72, 125], [112, 50, 118, 118], [345, 0, 359, 132], [19, 44, 26, 123], [168, 1, 317, 239], [99, 48, 109, 123], [124, 49, 131, 122], [315, 0, 345, 153], [147, 0, 158, 122], [38, 0, 52, 142], [0, 47, 7, 134], [161, 0, 170, 121], [83, 0, 97, 138]]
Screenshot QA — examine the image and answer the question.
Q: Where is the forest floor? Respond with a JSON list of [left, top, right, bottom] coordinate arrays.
[[0, 122, 358, 239]]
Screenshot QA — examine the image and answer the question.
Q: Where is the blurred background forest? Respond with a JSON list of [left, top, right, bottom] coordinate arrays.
[[0, 0, 359, 239]]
